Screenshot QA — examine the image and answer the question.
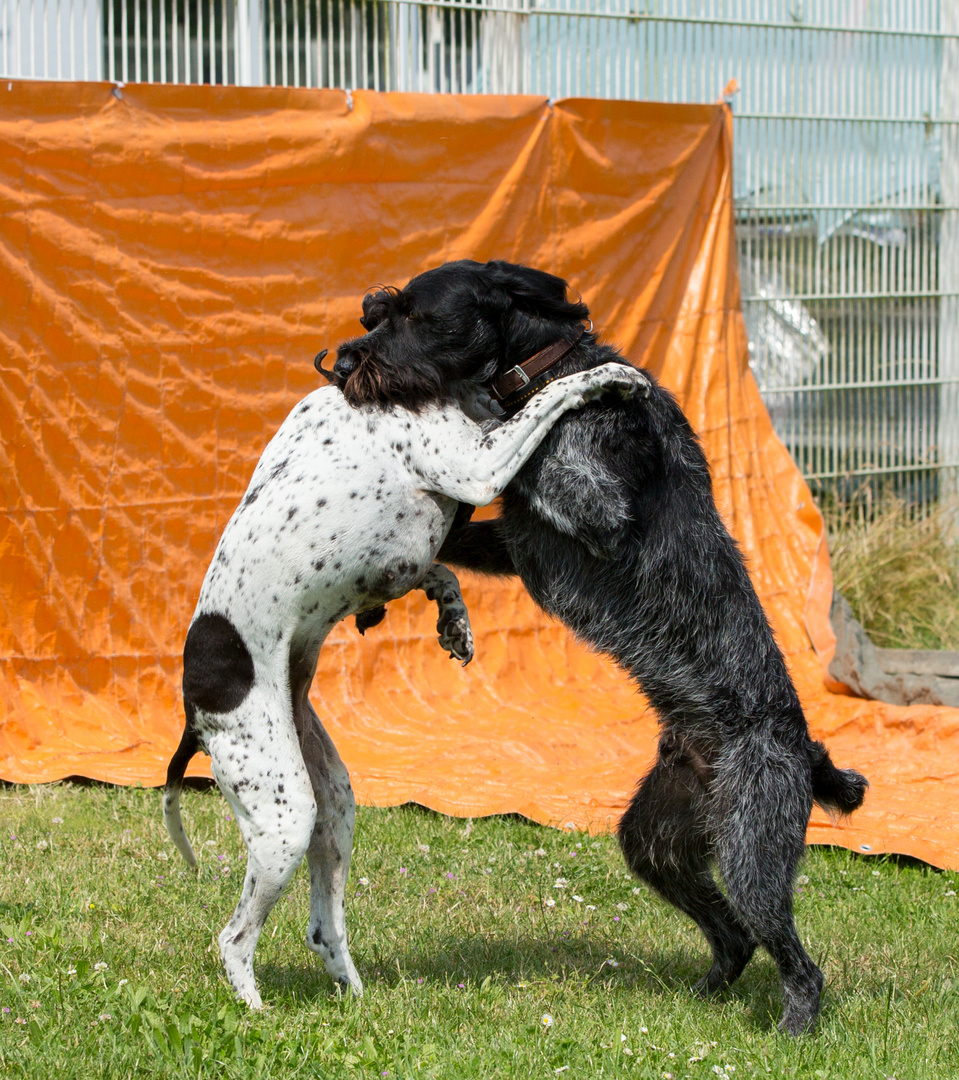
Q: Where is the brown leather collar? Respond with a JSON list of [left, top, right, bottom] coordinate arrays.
[[491, 323, 589, 404]]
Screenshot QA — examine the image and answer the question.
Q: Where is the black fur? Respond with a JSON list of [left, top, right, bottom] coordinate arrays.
[[182, 612, 256, 715], [340, 259, 868, 1035], [166, 612, 257, 799]]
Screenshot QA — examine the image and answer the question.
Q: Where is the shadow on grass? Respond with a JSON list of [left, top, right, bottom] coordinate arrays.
[[257, 931, 789, 1032]]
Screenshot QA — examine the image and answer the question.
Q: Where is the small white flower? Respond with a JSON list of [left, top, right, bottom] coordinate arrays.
[[554, 878, 568, 889], [67, 968, 77, 976], [621, 1033, 627, 1042], [615, 902, 629, 911], [118, 979, 128, 987], [94, 962, 107, 972], [544, 897, 556, 908], [534, 848, 547, 857], [632, 886, 642, 894], [945, 889, 957, 897], [639, 1026, 648, 1034], [623, 1047, 633, 1056], [358, 877, 369, 886], [417, 844, 430, 853], [51, 817, 63, 825], [689, 1041, 717, 1063], [98, 1013, 112, 1021], [564, 821, 576, 830], [36, 840, 48, 851], [585, 904, 596, 911], [872, 870, 881, 877], [607, 958, 620, 968], [795, 874, 809, 885], [18, 973, 30, 983], [572, 895, 584, 903], [541, 1013, 554, 1028], [156, 851, 169, 861]]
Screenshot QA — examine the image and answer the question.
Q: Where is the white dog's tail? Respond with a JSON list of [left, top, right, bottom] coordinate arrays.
[[163, 725, 200, 869]]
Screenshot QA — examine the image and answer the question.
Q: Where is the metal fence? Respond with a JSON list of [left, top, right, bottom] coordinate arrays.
[[2, 0, 957, 508]]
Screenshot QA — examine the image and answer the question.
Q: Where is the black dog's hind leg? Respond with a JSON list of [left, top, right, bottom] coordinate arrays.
[[712, 731, 824, 1035], [618, 738, 756, 997], [436, 519, 518, 577]]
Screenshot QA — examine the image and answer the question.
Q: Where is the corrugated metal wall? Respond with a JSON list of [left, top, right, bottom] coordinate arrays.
[[2, 0, 957, 509]]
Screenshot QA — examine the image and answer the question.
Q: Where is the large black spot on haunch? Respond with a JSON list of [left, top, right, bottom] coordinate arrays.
[[182, 612, 255, 714]]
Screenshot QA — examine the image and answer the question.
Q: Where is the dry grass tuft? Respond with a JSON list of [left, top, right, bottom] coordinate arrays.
[[825, 493, 959, 651]]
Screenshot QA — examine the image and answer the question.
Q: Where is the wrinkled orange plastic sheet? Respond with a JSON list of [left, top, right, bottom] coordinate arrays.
[[2, 83, 958, 870]]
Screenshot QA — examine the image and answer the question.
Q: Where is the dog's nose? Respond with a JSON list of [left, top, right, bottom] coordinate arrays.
[[333, 352, 359, 381]]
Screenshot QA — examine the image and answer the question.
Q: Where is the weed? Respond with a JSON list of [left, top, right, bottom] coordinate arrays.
[[826, 494, 959, 650]]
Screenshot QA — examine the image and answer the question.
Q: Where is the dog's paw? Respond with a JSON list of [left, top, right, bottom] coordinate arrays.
[[355, 606, 387, 635], [334, 974, 364, 998], [581, 362, 650, 402], [437, 605, 474, 666]]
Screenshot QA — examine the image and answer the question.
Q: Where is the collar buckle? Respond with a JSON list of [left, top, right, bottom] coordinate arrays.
[[505, 365, 531, 389]]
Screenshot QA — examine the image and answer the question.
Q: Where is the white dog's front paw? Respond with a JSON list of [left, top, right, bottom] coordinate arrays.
[[582, 361, 650, 401]]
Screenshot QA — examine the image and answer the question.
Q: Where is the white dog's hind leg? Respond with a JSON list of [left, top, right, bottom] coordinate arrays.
[[420, 563, 473, 664], [298, 702, 363, 996], [206, 696, 317, 1010]]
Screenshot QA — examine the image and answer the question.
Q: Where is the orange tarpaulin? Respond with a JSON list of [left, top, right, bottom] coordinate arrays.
[[2, 83, 958, 869]]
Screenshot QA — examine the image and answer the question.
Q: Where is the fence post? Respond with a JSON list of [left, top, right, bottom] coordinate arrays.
[[236, 0, 262, 85], [942, 0, 959, 510]]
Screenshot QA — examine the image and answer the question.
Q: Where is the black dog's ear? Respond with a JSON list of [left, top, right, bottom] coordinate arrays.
[[359, 285, 400, 331], [484, 260, 590, 323]]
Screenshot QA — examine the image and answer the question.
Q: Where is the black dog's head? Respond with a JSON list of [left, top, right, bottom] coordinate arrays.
[[333, 260, 590, 411]]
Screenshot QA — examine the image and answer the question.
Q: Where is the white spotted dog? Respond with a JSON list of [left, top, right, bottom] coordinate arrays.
[[163, 352, 648, 1010]]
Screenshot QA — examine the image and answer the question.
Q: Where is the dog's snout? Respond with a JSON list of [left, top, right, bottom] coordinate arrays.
[[333, 356, 355, 379], [333, 350, 361, 381]]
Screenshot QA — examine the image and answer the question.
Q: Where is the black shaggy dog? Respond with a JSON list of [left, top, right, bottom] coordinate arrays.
[[334, 259, 868, 1035]]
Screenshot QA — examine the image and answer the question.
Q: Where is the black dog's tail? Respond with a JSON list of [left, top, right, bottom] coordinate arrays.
[[163, 722, 201, 870], [809, 740, 868, 815]]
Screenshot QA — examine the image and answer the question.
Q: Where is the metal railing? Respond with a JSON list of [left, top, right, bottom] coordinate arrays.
[[2, 0, 957, 508]]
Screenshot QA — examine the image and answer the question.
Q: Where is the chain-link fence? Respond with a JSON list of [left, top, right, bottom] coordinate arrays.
[[2, 0, 957, 508]]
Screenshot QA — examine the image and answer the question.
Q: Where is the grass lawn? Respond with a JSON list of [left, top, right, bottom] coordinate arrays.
[[0, 781, 957, 1079]]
